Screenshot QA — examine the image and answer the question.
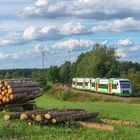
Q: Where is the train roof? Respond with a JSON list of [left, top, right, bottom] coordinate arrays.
[[110, 78, 130, 81], [73, 77, 95, 79], [73, 77, 130, 81]]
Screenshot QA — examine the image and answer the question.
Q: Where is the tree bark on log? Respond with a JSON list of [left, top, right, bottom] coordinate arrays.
[[51, 112, 99, 123], [4, 114, 21, 121], [20, 109, 58, 120], [7, 83, 38, 89], [45, 111, 85, 119], [0, 79, 43, 106], [8, 87, 40, 94]]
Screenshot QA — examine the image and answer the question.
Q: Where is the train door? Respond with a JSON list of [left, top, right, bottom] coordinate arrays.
[[95, 82, 98, 93], [108, 83, 112, 94], [75, 80, 77, 88]]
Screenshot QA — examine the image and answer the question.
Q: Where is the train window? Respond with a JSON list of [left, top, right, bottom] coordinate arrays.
[[112, 84, 117, 89], [85, 82, 88, 86], [120, 81, 130, 88], [98, 84, 108, 89], [77, 82, 83, 86], [92, 83, 95, 87]]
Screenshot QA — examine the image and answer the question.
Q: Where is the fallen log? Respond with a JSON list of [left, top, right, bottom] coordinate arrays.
[[45, 111, 85, 119], [7, 82, 38, 89], [5, 101, 35, 107], [20, 108, 59, 120], [3, 78, 32, 85], [16, 93, 43, 103], [0, 79, 43, 106], [35, 114, 46, 122], [51, 112, 99, 124], [4, 110, 48, 121], [63, 109, 86, 112], [98, 119, 136, 126], [9, 93, 28, 100], [73, 121, 115, 131], [8, 87, 39, 94], [4, 114, 21, 121]]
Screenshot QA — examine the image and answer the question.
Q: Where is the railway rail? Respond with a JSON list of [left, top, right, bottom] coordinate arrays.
[[61, 84, 140, 103]]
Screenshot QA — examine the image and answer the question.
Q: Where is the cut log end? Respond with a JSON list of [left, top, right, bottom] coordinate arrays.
[[51, 118, 57, 124], [35, 115, 43, 122], [4, 115, 10, 121], [27, 121, 32, 126], [45, 114, 51, 119], [8, 88, 12, 94], [20, 114, 28, 120], [9, 95, 14, 100]]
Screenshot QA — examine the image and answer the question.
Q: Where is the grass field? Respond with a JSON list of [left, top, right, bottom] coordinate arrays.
[[0, 94, 140, 140]]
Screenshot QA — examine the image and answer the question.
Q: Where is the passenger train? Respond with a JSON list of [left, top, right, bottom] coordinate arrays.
[[72, 78, 132, 96]]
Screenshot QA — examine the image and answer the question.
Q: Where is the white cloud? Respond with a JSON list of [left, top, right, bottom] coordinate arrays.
[[60, 22, 89, 35], [0, 32, 27, 46], [35, 0, 48, 6], [92, 18, 140, 32], [19, 0, 72, 18], [117, 39, 133, 46], [0, 44, 43, 60], [0, 38, 139, 63], [23, 26, 37, 39], [19, 0, 140, 20], [0, 39, 96, 60], [40, 25, 63, 40], [0, 22, 90, 46], [52, 39, 96, 51], [116, 39, 140, 58]]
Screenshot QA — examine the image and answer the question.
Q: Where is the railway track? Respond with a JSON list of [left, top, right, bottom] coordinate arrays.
[[60, 85, 140, 103]]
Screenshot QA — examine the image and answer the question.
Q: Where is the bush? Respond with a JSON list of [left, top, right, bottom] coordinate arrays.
[[42, 85, 52, 92], [56, 91, 73, 101]]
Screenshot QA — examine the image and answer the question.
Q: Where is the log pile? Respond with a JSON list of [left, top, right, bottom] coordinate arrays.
[[4, 108, 137, 131], [4, 108, 99, 125], [0, 78, 43, 105]]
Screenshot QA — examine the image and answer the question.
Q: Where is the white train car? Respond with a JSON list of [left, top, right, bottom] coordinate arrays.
[[72, 77, 132, 96]]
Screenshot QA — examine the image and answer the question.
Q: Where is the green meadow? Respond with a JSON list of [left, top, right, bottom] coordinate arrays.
[[0, 94, 140, 140]]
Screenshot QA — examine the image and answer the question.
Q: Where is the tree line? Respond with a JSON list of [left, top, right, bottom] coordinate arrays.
[[0, 44, 140, 96]]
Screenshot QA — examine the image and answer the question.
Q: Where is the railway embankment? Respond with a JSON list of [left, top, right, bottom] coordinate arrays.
[[48, 84, 140, 104]]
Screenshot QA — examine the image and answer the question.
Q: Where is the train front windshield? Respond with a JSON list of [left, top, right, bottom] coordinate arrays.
[[120, 81, 131, 88]]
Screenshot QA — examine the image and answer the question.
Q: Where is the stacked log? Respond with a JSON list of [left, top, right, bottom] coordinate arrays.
[[4, 109, 118, 130], [0, 79, 43, 105], [4, 109, 99, 125]]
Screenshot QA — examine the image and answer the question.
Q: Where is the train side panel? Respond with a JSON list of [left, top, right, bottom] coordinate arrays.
[[72, 78, 131, 97], [95, 79, 109, 94]]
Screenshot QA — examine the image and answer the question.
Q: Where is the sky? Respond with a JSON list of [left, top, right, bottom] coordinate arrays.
[[0, 0, 140, 69]]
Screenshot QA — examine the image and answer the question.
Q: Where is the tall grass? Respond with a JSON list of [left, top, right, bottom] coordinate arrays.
[[46, 84, 140, 103], [0, 95, 140, 140]]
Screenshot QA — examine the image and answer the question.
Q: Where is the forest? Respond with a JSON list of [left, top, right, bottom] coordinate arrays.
[[0, 44, 140, 96]]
